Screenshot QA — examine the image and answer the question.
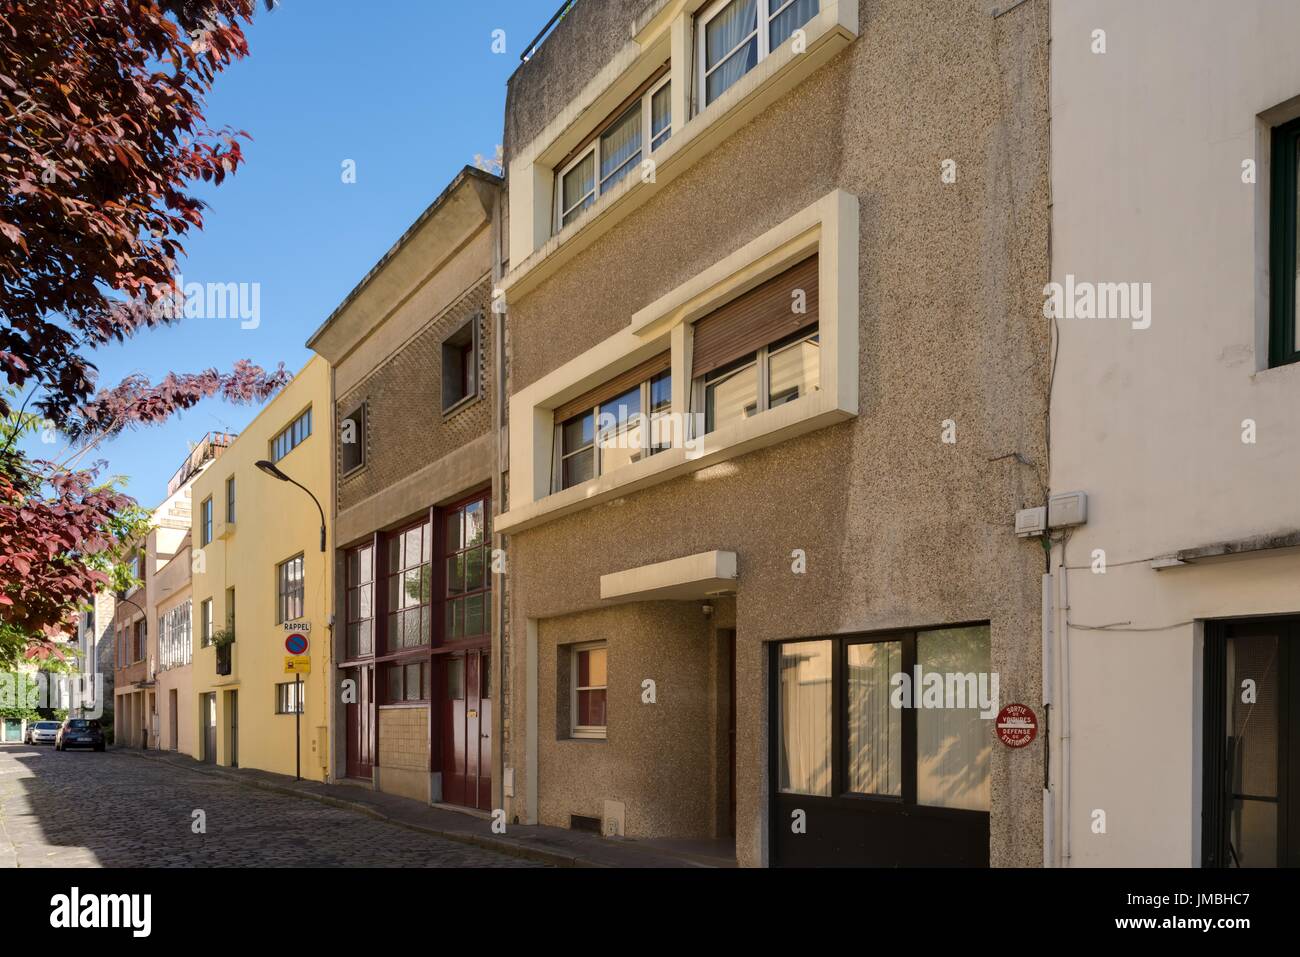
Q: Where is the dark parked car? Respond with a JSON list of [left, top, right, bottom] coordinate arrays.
[[55, 718, 105, 752], [24, 720, 60, 745]]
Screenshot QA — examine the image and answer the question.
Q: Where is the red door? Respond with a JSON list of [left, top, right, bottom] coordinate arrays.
[[442, 651, 490, 808], [345, 665, 373, 779]]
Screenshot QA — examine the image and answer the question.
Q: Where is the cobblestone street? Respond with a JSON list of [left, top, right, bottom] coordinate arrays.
[[0, 745, 540, 868]]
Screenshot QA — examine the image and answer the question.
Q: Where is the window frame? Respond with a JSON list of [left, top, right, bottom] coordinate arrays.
[[1270, 114, 1300, 368], [345, 542, 375, 662], [570, 641, 608, 740], [553, 370, 671, 492], [276, 553, 305, 625], [200, 496, 213, 546], [440, 316, 482, 415], [697, 0, 818, 110], [340, 401, 367, 476], [695, 327, 819, 435], [553, 72, 673, 234], [379, 658, 430, 705], [199, 598, 213, 647], [275, 681, 305, 715], [225, 476, 236, 525], [270, 406, 313, 463], [442, 492, 492, 646]]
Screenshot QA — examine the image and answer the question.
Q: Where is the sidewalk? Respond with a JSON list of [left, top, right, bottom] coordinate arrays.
[[121, 748, 734, 869]]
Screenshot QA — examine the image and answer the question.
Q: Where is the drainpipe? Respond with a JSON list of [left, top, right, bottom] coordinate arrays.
[[1042, 569, 1055, 867], [490, 184, 507, 819], [1057, 542, 1072, 867]]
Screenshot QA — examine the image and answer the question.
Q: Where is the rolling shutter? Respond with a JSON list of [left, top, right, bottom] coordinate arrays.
[[552, 351, 671, 424], [691, 255, 819, 378]]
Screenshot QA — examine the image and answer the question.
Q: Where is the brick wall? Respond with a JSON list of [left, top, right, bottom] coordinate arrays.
[[337, 275, 494, 513], [377, 705, 428, 771]]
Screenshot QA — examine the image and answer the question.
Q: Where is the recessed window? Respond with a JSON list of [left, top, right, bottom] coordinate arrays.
[[691, 255, 820, 434], [444, 495, 491, 642], [225, 477, 235, 525], [572, 643, 608, 738], [271, 407, 312, 462], [555, 70, 672, 232], [275, 681, 305, 715], [340, 402, 366, 475], [553, 356, 671, 492], [346, 543, 375, 659], [699, 0, 819, 108], [199, 598, 213, 647], [441, 319, 480, 413], [276, 554, 305, 624], [381, 659, 429, 704], [200, 496, 213, 546], [1270, 114, 1300, 367], [386, 519, 431, 650]]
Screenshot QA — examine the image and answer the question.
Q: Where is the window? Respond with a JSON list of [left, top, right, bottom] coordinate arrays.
[[275, 681, 305, 715], [381, 659, 429, 704], [1270, 114, 1300, 367], [225, 587, 236, 633], [346, 543, 375, 659], [441, 318, 480, 413], [340, 402, 366, 474], [691, 255, 819, 434], [386, 520, 431, 650], [200, 496, 213, 546], [132, 619, 146, 662], [159, 599, 192, 671], [555, 70, 672, 231], [698, 0, 819, 108], [444, 495, 491, 642], [199, 598, 213, 647], [225, 476, 235, 525], [571, 643, 607, 738], [553, 355, 671, 492], [775, 625, 991, 812], [271, 407, 312, 462], [277, 554, 305, 624]]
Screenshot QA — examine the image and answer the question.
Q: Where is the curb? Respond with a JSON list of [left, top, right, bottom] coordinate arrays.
[[119, 748, 585, 868]]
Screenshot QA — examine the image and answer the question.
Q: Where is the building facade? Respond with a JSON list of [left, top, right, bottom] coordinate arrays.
[[153, 531, 194, 753], [1047, 0, 1300, 868], [496, 0, 1050, 866], [190, 357, 332, 779], [75, 590, 116, 719], [307, 167, 504, 807]]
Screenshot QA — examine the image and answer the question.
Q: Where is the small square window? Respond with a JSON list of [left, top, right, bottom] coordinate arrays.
[[441, 318, 480, 413], [340, 403, 366, 475]]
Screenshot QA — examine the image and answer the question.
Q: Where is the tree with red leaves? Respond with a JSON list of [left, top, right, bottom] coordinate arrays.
[[0, 0, 281, 665]]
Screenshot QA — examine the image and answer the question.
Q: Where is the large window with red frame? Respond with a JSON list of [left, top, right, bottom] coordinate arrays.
[[444, 494, 490, 642], [345, 543, 375, 660], [385, 519, 432, 652]]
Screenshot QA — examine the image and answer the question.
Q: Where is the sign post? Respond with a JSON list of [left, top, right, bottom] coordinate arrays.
[[284, 626, 311, 781]]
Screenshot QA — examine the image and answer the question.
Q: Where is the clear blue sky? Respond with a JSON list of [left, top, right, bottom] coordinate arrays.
[[29, 0, 553, 507]]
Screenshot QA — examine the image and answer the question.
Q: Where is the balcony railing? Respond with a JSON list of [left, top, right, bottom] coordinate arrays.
[[166, 431, 236, 496], [519, 0, 578, 62]]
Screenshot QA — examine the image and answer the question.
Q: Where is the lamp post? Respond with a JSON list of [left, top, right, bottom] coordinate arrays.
[[254, 459, 325, 782]]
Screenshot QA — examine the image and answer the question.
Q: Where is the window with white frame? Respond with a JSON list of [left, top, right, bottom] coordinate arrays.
[[275, 681, 305, 715], [555, 71, 672, 232], [699, 327, 820, 434], [554, 363, 670, 492], [159, 599, 192, 671], [199, 598, 213, 647], [698, 0, 820, 108], [571, 642, 608, 738], [271, 407, 312, 462]]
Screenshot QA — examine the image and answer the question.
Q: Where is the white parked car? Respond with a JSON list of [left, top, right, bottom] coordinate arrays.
[[24, 721, 61, 745]]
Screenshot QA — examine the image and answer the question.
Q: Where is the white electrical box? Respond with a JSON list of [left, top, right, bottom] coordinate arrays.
[[1048, 491, 1088, 529], [1015, 506, 1047, 537], [602, 799, 626, 838]]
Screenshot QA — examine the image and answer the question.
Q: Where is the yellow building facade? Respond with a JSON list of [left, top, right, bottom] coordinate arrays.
[[190, 356, 333, 781]]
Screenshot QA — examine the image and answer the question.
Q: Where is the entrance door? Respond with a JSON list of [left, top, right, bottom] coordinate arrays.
[[169, 690, 178, 751], [202, 692, 216, 764], [1203, 616, 1300, 867], [226, 690, 238, 768], [442, 651, 490, 808], [345, 665, 373, 779]]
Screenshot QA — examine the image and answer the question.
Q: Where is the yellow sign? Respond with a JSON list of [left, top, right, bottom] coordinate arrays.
[[283, 655, 311, 675]]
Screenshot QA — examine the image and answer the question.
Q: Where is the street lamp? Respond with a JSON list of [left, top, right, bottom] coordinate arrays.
[[254, 459, 325, 782], [255, 460, 326, 553]]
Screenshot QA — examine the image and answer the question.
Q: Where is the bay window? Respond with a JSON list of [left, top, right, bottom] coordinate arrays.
[[555, 69, 672, 232]]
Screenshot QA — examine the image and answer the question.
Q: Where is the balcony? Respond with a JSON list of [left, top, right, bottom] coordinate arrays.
[[215, 644, 233, 676], [166, 431, 236, 497]]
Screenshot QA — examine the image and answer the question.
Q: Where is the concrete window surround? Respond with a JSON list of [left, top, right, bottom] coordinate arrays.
[[498, 188, 858, 534], [503, 0, 859, 300]]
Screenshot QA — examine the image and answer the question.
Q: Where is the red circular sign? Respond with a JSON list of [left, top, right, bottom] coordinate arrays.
[[284, 633, 309, 656], [995, 704, 1038, 748]]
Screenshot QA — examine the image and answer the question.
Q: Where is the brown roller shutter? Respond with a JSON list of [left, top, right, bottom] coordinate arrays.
[[691, 255, 819, 378], [552, 351, 671, 424]]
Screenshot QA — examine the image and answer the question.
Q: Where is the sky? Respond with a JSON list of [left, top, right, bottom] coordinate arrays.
[[24, 0, 556, 507]]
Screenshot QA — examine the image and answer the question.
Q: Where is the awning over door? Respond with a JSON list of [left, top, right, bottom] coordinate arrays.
[[599, 550, 737, 602]]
